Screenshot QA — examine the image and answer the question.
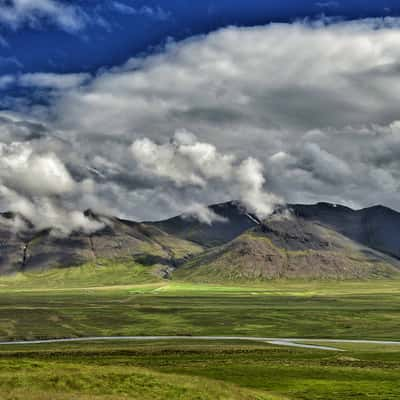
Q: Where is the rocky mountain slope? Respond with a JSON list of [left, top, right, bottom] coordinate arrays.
[[175, 212, 399, 281], [151, 201, 259, 247], [0, 211, 202, 275], [291, 202, 400, 259], [1, 201, 400, 281]]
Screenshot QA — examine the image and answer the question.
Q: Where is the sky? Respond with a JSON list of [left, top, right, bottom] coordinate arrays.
[[1, 0, 400, 233]]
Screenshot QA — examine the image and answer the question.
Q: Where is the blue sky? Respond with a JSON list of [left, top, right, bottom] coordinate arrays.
[[1, 0, 399, 75]]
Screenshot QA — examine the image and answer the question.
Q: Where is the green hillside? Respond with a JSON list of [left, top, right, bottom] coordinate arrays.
[[174, 220, 400, 283]]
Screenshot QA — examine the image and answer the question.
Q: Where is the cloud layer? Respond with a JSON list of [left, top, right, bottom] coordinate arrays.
[[1, 18, 400, 230], [0, 0, 86, 32], [131, 131, 281, 219]]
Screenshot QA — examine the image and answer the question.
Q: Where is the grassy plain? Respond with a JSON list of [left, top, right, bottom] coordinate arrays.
[[0, 277, 399, 341], [0, 266, 399, 399], [0, 277, 400, 341], [1, 340, 400, 399], [0, 259, 161, 290]]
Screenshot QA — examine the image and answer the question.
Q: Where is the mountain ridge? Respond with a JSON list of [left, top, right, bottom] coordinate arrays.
[[174, 205, 400, 282], [1, 201, 400, 281]]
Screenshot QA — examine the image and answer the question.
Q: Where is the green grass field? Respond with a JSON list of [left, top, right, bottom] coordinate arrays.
[[1, 279, 400, 341], [0, 265, 399, 399], [1, 340, 400, 399]]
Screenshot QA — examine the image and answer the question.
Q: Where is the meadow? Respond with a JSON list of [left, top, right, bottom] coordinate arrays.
[[1, 340, 400, 399], [0, 267, 399, 399], [0, 278, 400, 341]]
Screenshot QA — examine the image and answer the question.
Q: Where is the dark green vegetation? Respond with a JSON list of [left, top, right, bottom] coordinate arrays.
[[1, 281, 400, 341], [0, 277, 399, 399], [1, 340, 400, 399], [0, 259, 161, 289]]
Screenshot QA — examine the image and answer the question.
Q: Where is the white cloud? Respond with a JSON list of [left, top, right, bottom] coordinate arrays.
[[0, 141, 105, 235], [0, 75, 14, 89], [0, 142, 75, 196], [130, 130, 235, 187], [112, 2, 170, 21], [182, 203, 228, 225], [18, 73, 90, 90], [112, 2, 137, 15], [2, 18, 400, 228], [130, 131, 281, 219], [236, 157, 282, 218], [0, 0, 86, 32], [48, 18, 400, 142]]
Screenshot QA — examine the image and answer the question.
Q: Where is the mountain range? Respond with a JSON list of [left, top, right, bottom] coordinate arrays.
[[1, 201, 400, 281]]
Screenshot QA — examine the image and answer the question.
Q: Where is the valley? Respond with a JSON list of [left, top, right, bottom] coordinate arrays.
[[1, 280, 400, 399], [1, 280, 400, 341], [1, 201, 400, 399]]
